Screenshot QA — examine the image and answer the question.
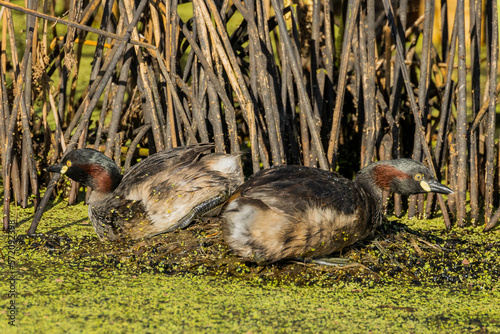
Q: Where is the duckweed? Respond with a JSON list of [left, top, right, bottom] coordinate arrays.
[[1, 197, 499, 332]]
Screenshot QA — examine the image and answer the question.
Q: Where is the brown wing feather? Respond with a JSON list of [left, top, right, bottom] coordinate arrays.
[[236, 166, 366, 215], [117, 144, 214, 194]]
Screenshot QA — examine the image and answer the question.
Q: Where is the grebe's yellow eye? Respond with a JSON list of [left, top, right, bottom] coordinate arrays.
[[414, 173, 422, 181], [66, 160, 72, 167]]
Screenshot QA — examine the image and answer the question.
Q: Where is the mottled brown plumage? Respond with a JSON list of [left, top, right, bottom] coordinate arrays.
[[47, 144, 243, 241], [222, 159, 453, 263]]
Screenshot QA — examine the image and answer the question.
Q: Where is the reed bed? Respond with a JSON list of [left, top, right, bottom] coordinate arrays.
[[0, 0, 498, 233]]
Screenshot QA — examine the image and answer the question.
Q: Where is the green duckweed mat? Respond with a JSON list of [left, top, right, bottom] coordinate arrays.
[[1, 195, 499, 333]]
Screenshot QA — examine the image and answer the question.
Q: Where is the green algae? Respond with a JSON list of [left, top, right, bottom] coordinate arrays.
[[1, 272, 500, 333], [1, 196, 500, 333]]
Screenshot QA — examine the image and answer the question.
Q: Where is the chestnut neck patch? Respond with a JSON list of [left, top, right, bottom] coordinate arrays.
[[81, 164, 118, 193], [373, 165, 410, 189]]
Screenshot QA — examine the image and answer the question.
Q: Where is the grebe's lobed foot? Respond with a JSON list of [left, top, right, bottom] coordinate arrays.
[[164, 194, 230, 233], [310, 257, 355, 267]]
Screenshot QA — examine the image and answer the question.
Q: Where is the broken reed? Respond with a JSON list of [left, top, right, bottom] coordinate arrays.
[[0, 0, 498, 233]]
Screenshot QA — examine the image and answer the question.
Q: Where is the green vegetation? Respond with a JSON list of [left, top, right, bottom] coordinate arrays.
[[1, 271, 499, 333], [0, 1, 499, 332], [1, 194, 499, 333]]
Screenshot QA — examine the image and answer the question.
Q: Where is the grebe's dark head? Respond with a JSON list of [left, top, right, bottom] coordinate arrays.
[[356, 159, 453, 196], [46, 148, 122, 193]]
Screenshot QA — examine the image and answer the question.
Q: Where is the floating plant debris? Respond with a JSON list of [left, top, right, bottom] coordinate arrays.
[[13, 218, 500, 289]]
